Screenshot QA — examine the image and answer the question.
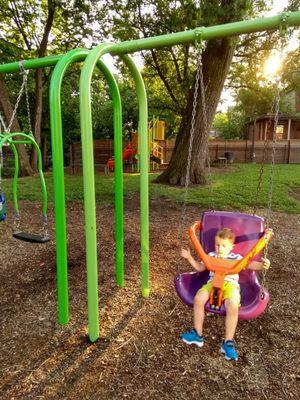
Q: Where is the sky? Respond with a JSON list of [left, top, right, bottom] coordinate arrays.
[[268, 0, 290, 14]]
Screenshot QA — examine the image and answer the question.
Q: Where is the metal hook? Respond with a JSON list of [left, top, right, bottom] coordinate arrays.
[[194, 27, 205, 51], [279, 11, 291, 39], [18, 61, 29, 77]]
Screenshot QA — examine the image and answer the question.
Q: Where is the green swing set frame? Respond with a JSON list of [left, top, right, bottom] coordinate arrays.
[[0, 11, 299, 342]]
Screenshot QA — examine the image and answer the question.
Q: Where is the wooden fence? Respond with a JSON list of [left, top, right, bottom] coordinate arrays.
[[69, 140, 114, 173], [161, 139, 300, 164], [69, 139, 300, 172], [208, 140, 300, 164]]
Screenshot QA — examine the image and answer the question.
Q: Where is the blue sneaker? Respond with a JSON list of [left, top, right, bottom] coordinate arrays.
[[180, 329, 204, 347], [221, 340, 238, 361]]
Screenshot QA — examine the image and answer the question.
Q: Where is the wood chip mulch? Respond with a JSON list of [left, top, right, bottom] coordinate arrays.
[[0, 198, 299, 400]]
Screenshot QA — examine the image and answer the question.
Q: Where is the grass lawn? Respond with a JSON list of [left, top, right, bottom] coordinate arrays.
[[1, 163, 300, 213]]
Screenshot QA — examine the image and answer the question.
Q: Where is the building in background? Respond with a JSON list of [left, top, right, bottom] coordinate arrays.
[[247, 89, 300, 140]]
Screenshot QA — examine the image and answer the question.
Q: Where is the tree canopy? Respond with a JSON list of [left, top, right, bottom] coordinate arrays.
[[0, 0, 299, 180]]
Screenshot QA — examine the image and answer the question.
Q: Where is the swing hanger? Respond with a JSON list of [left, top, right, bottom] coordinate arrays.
[[18, 60, 29, 76], [194, 27, 205, 52], [279, 11, 291, 38]]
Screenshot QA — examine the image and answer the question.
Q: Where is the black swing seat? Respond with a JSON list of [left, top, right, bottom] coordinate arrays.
[[13, 231, 50, 243]]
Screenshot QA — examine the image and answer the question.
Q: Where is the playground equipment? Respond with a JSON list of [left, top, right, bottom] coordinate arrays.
[[148, 116, 165, 168], [106, 141, 137, 173], [105, 116, 165, 173], [0, 65, 50, 243], [0, 12, 299, 342]]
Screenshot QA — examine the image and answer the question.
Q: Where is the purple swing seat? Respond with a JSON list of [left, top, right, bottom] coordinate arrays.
[[174, 211, 270, 320]]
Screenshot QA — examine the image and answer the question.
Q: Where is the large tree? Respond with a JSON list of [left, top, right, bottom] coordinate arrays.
[[107, 0, 285, 185], [0, 0, 107, 173], [0, 0, 57, 171]]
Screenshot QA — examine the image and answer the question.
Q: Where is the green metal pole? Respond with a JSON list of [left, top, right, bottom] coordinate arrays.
[[50, 48, 91, 326], [121, 55, 149, 298], [97, 61, 124, 289], [0, 140, 18, 212], [80, 43, 114, 342], [49, 48, 124, 328], [9, 140, 32, 144], [10, 143, 19, 214], [80, 43, 149, 341], [1, 12, 300, 74], [0, 54, 62, 73]]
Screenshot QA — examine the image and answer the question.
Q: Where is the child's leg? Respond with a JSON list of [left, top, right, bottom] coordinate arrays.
[[223, 282, 240, 340], [194, 289, 210, 336], [224, 298, 239, 341]]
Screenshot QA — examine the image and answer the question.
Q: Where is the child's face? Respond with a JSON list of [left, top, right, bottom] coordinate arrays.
[[215, 236, 234, 258]]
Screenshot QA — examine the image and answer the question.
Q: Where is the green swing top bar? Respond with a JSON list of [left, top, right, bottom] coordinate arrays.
[[0, 12, 299, 73]]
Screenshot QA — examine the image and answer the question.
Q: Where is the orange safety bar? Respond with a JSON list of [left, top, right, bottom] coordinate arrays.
[[189, 221, 273, 307], [189, 221, 273, 286]]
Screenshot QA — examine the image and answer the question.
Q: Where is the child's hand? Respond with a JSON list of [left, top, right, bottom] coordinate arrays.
[[180, 248, 191, 260], [261, 257, 270, 270]]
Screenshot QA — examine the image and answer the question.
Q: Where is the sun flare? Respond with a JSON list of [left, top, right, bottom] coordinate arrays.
[[264, 52, 282, 78]]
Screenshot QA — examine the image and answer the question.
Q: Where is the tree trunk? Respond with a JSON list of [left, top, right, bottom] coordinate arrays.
[[156, 37, 236, 186], [30, 68, 43, 170], [41, 136, 48, 170], [30, 0, 56, 170], [0, 76, 33, 176]]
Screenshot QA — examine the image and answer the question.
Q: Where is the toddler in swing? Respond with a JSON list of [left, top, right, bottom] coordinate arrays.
[[180, 227, 270, 361]]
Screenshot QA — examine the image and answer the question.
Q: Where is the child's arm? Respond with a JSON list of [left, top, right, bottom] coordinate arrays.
[[248, 257, 271, 271], [180, 248, 206, 272]]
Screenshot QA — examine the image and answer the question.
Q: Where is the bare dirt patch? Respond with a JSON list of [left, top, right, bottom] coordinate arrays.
[[291, 187, 300, 202], [0, 199, 299, 400]]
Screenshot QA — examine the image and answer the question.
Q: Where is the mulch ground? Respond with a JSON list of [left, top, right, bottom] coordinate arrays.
[[0, 198, 299, 400]]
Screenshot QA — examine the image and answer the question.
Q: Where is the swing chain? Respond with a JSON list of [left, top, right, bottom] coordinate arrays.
[[183, 30, 203, 193], [42, 215, 49, 238], [261, 27, 288, 292], [198, 44, 214, 210], [13, 211, 21, 233], [260, 77, 281, 292], [193, 27, 215, 210], [0, 113, 8, 133], [177, 31, 204, 274], [183, 27, 213, 207], [6, 62, 29, 134], [253, 107, 275, 215], [266, 21, 289, 223], [266, 78, 280, 216], [254, 20, 290, 217], [19, 62, 33, 135]]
